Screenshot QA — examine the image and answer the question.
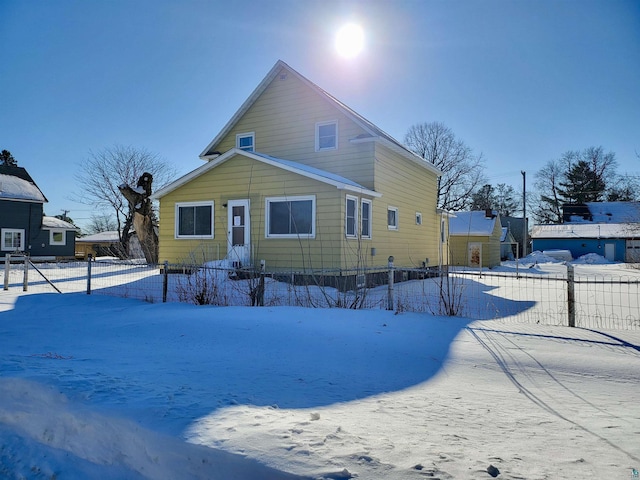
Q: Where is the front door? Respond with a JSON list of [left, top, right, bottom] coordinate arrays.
[[227, 199, 250, 266], [468, 242, 482, 267]]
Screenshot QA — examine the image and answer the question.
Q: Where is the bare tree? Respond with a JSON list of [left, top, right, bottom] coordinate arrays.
[[533, 159, 565, 224], [74, 145, 176, 258], [404, 122, 486, 211], [86, 214, 119, 235]]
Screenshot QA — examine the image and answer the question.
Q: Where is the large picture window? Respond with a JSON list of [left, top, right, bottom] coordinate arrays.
[[175, 202, 214, 238], [1, 229, 25, 251], [266, 196, 315, 238], [315, 121, 337, 151]]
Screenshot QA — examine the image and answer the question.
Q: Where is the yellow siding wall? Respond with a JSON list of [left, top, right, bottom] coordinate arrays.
[[214, 66, 376, 190], [367, 144, 442, 268], [158, 155, 355, 270]]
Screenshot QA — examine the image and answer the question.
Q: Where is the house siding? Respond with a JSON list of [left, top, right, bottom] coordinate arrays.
[[158, 155, 350, 270], [213, 66, 376, 190], [0, 199, 44, 258], [532, 238, 626, 262], [371, 144, 441, 268]]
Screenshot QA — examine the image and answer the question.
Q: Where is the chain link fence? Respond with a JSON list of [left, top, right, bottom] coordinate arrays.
[[2, 255, 640, 330]]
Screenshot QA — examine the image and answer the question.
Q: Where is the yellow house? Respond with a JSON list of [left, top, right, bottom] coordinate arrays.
[[449, 210, 502, 268], [152, 60, 444, 274]]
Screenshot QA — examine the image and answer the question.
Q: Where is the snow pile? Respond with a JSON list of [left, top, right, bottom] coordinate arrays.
[[0, 291, 639, 479], [523, 250, 567, 264], [572, 253, 612, 265]]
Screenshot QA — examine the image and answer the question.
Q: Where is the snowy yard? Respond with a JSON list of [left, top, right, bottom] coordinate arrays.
[[1, 257, 640, 479]]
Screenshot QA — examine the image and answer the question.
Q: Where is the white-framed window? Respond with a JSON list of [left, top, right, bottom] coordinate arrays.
[[266, 195, 315, 238], [345, 195, 358, 238], [387, 206, 399, 230], [415, 212, 423, 225], [236, 132, 255, 152], [49, 230, 66, 246], [361, 199, 372, 239], [1, 228, 25, 251], [315, 120, 337, 151], [175, 201, 214, 239]]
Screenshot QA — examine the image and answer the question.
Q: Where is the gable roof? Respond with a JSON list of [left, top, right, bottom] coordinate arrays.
[[199, 60, 441, 177], [449, 211, 500, 236], [151, 148, 382, 200], [0, 166, 48, 203]]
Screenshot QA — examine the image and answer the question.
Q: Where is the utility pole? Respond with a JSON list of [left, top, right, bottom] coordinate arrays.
[[61, 209, 70, 221], [521, 171, 527, 257]]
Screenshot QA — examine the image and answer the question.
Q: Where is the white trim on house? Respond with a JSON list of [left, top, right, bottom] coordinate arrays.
[[265, 195, 316, 239], [387, 206, 399, 231], [361, 198, 372, 239], [315, 120, 338, 152], [152, 149, 382, 200], [1, 228, 25, 251], [174, 201, 215, 239], [345, 194, 358, 238], [236, 132, 255, 152]]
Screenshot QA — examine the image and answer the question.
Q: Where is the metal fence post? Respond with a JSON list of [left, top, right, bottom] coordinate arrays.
[[258, 259, 266, 307], [23, 255, 28, 292], [3, 254, 10, 291], [87, 254, 92, 295], [567, 263, 575, 327], [163, 261, 169, 303], [387, 256, 394, 311]]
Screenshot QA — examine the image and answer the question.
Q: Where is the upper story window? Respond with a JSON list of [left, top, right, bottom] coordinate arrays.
[[1, 229, 25, 251], [175, 201, 214, 239], [315, 121, 337, 151], [266, 195, 315, 238], [415, 212, 423, 225], [387, 207, 399, 231], [236, 132, 255, 152]]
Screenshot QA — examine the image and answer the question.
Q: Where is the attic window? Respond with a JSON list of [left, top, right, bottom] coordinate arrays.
[[236, 132, 255, 152], [315, 121, 337, 151]]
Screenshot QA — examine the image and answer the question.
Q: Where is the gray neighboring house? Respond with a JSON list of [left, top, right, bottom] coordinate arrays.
[[0, 165, 78, 260], [501, 216, 528, 257]]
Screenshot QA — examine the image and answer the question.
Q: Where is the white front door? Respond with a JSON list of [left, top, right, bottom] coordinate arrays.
[[227, 199, 250, 266]]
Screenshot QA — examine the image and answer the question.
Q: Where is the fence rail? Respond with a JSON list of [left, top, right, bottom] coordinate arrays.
[[2, 256, 639, 330]]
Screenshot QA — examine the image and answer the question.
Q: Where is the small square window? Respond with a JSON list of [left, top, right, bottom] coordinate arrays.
[[387, 207, 398, 230], [415, 212, 422, 225], [50, 230, 66, 246], [315, 121, 337, 151], [236, 132, 255, 152]]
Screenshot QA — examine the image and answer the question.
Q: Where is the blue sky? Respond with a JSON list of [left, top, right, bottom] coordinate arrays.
[[1, 0, 638, 230]]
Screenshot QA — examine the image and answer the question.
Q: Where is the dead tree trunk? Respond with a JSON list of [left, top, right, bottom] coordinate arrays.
[[118, 172, 158, 264]]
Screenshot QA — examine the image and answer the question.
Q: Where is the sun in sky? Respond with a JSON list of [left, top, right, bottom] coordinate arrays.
[[335, 23, 365, 58]]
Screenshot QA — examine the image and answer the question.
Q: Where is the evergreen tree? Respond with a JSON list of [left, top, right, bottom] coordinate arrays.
[[470, 184, 495, 211], [494, 183, 520, 216], [0, 150, 17, 166], [557, 160, 606, 204]]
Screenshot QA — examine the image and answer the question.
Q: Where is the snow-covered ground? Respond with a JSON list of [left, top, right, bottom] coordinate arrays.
[[1, 257, 639, 479]]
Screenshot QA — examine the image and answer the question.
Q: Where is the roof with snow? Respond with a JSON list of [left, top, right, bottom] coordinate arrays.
[[0, 166, 47, 203], [449, 211, 499, 236], [584, 202, 640, 223], [42, 216, 78, 230], [531, 223, 639, 239], [76, 231, 121, 243], [152, 148, 382, 200]]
